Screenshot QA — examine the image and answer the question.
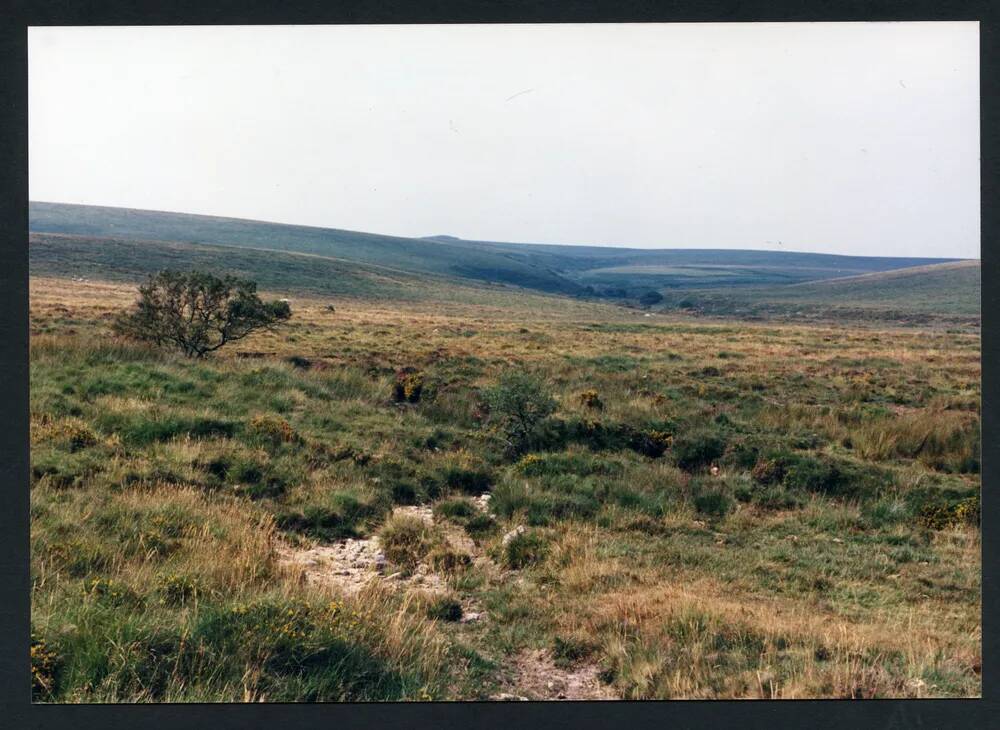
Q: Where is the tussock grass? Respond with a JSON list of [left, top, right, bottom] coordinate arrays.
[[30, 276, 980, 700]]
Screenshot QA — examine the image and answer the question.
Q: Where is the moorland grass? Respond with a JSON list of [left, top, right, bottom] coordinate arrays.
[[29, 277, 981, 700]]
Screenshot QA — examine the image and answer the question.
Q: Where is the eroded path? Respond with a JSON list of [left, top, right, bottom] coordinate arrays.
[[276, 498, 616, 700]]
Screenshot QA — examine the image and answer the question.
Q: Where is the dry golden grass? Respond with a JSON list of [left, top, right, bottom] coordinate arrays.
[[30, 275, 980, 700]]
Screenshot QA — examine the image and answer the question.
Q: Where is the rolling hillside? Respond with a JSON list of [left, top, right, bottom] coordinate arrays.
[[30, 202, 959, 298], [657, 260, 981, 326], [29, 202, 587, 297]]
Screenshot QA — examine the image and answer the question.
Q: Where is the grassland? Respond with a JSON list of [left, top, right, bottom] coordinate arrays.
[[30, 272, 981, 701]]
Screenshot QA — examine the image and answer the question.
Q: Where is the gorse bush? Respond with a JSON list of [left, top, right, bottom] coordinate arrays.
[[480, 373, 557, 456], [31, 632, 59, 700], [246, 414, 299, 447], [579, 389, 604, 410], [393, 370, 425, 404], [114, 270, 291, 358]]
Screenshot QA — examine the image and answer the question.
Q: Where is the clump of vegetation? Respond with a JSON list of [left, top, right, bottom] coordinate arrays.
[[480, 373, 557, 456], [552, 634, 598, 668], [502, 529, 548, 569], [579, 389, 604, 410], [31, 632, 59, 700], [393, 369, 425, 404], [672, 430, 726, 471], [918, 495, 980, 530], [276, 491, 389, 541], [436, 465, 492, 494], [246, 414, 299, 446], [378, 514, 436, 572], [425, 594, 463, 622], [751, 457, 786, 485], [693, 488, 735, 518], [433, 497, 478, 523], [83, 577, 143, 608], [113, 270, 291, 358], [157, 574, 202, 606], [426, 544, 472, 573], [630, 428, 674, 458]]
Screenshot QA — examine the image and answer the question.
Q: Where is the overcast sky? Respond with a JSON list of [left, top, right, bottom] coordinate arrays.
[[29, 23, 979, 257]]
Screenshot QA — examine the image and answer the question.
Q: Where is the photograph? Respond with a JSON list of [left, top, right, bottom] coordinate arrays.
[[27, 21, 981, 702]]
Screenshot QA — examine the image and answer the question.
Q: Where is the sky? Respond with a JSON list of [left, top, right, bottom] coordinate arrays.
[[29, 23, 980, 257]]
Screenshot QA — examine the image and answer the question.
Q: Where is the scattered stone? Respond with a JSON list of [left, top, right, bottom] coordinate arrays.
[[502, 525, 527, 548], [276, 505, 492, 598], [502, 648, 616, 701]]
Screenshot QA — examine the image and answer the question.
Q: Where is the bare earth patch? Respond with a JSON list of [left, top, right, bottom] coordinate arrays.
[[276, 504, 491, 602], [494, 649, 616, 701]]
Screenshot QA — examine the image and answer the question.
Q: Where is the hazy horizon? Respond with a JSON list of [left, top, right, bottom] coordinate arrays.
[[27, 198, 976, 260], [29, 23, 980, 258]]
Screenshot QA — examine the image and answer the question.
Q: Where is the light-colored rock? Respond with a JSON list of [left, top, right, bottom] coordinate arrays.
[[502, 525, 527, 547]]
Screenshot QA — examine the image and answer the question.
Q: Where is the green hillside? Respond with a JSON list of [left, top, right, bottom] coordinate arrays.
[[657, 261, 981, 326], [28, 232, 628, 317], [30, 202, 958, 298], [29, 202, 587, 297]]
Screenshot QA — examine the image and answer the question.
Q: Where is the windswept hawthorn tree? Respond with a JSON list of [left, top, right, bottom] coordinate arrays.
[[113, 270, 292, 358]]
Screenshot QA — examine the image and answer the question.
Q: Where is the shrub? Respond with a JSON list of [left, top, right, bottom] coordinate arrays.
[[157, 574, 202, 606], [426, 544, 472, 573], [392, 370, 424, 404], [480, 373, 557, 456], [630, 429, 673, 458], [83, 577, 144, 608], [782, 455, 891, 500], [918, 495, 980, 530], [378, 514, 435, 572], [437, 466, 492, 495], [113, 270, 291, 358], [516, 451, 624, 479], [463, 513, 497, 538], [751, 458, 786, 485], [672, 431, 726, 471], [862, 499, 910, 529], [693, 490, 734, 517], [491, 480, 601, 526], [433, 497, 478, 523], [246, 414, 299, 446], [751, 485, 804, 511], [553, 635, 598, 667], [502, 529, 548, 569], [276, 492, 389, 540], [31, 632, 59, 700], [579, 389, 604, 410], [425, 595, 463, 622]]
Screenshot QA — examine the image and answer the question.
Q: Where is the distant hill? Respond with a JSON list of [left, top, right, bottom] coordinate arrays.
[[29, 202, 587, 297], [657, 260, 981, 326], [30, 202, 959, 300]]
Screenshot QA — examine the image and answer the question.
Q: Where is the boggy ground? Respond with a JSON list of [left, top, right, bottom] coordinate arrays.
[[29, 277, 981, 701]]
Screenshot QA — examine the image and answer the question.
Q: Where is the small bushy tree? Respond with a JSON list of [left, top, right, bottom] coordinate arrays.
[[113, 270, 291, 358], [481, 372, 557, 456]]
